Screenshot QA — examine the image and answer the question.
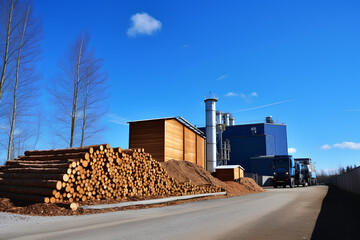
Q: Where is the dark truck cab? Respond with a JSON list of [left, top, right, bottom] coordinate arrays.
[[272, 155, 296, 188]]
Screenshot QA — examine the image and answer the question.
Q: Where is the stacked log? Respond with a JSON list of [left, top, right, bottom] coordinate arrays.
[[0, 144, 223, 204]]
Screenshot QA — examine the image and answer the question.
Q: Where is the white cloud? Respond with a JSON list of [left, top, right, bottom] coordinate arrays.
[[127, 13, 162, 37], [321, 142, 360, 150], [108, 114, 128, 126], [225, 92, 239, 97], [224, 92, 258, 102], [217, 74, 229, 80], [251, 92, 258, 97], [288, 148, 297, 154], [333, 142, 360, 150], [321, 144, 332, 150], [180, 44, 190, 48]]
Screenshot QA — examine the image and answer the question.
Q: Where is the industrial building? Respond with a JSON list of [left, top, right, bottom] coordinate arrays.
[[128, 117, 205, 168], [127, 94, 290, 184], [199, 96, 289, 178], [223, 119, 288, 174]]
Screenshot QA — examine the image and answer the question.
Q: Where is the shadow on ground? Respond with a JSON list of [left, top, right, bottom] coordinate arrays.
[[311, 185, 360, 240]]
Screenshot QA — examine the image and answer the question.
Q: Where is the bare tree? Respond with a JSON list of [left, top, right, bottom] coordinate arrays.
[[3, 1, 41, 160], [0, 0, 22, 105], [52, 30, 107, 148]]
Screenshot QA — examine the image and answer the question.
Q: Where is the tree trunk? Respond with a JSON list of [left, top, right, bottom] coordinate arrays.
[[0, 172, 67, 181], [0, 178, 62, 189], [0, 192, 47, 203], [80, 67, 90, 147], [69, 31, 85, 148], [0, 0, 14, 103], [7, 5, 30, 161], [0, 184, 54, 196]]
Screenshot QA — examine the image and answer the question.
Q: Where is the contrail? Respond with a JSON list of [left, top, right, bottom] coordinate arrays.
[[235, 99, 295, 112], [344, 109, 360, 112]]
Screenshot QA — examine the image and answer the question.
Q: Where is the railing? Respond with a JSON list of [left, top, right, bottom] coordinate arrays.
[[335, 166, 360, 195]]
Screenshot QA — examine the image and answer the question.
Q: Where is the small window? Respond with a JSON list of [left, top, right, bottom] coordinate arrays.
[[251, 127, 257, 135]]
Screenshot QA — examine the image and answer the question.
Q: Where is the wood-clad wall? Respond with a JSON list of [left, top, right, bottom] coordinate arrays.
[[215, 167, 244, 180], [130, 118, 205, 168], [164, 119, 183, 162], [129, 120, 165, 161], [184, 127, 196, 163], [196, 135, 205, 168]]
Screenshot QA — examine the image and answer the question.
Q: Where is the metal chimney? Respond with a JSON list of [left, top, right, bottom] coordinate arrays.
[[229, 114, 235, 126], [204, 96, 218, 172], [223, 113, 230, 126], [216, 111, 223, 125]]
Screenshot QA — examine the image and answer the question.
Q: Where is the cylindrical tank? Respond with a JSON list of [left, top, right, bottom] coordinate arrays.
[[223, 113, 230, 126], [266, 116, 274, 123], [216, 111, 223, 125], [229, 114, 235, 126], [205, 97, 218, 172]]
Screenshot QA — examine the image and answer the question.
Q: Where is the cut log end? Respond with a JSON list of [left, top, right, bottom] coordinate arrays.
[[63, 174, 69, 182], [70, 202, 79, 211], [56, 181, 62, 190]]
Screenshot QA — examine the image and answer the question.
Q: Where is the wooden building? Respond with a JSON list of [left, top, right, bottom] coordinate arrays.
[[129, 117, 206, 168], [215, 165, 245, 181]]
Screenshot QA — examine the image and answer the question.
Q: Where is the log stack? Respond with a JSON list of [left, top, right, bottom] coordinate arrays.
[[0, 144, 223, 204]]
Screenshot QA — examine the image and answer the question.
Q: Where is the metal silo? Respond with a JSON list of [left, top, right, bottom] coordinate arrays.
[[223, 113, 230, 126], [216, 111, 223, 125], [204, 96, 218, 172], [229, 114, 235, 126]]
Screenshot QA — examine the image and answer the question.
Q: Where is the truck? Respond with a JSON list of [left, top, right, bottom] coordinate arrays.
[[272, 155, 306, 188], [295, 158, 317, 186]]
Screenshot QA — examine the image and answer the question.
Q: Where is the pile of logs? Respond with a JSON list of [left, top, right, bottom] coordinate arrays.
[[0, 144, 223, 204]]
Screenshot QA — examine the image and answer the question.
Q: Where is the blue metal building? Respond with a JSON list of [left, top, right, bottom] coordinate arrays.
[[199, 119, 288, 174]]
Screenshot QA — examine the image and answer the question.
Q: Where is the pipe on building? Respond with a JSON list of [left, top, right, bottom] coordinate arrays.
[[205, 97, 218, 172], [216, 111, 223, 125], [229, 114, 235, 126], [223, 113, 230, 126]]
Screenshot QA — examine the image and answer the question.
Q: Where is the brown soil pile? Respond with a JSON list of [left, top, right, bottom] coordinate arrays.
[[240, 177, 265, 192], [161, 160, 227, 188], [161, 160, 264, 196], [224, 178, 265, 196]]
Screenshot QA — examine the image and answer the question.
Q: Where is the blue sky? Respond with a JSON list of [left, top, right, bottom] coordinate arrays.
[[33, 0, 360, 171]]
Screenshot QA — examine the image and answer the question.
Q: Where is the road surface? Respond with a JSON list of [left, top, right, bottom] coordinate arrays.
[[0, 186, 328, 240]]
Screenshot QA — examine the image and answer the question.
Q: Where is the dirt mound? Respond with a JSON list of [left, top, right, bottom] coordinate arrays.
[[161, 160, 226, 188], [161, 160, 264, 196], [224, 178, 264, 196], [240, 177, 265, 192]]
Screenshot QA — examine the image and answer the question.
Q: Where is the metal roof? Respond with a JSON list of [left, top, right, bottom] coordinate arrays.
[[215, 165, 245, 170], [128, 116, 205, 138]]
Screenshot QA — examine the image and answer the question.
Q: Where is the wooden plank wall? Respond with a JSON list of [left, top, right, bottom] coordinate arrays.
[[216, 167, 243, 180], [196, 135, 205, 168], [184, 127, 196, 164], [240, 169, 244, 178], [215, 169, 235, 181], [164, 119, 205, 167], [234, 168, 240, 179], [129, 118, 205, 168], [129, 120, 165, 162], [164, 119, 184, 162]]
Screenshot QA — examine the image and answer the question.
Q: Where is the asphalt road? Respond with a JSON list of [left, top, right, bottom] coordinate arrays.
[[0, 186, 328, 240]]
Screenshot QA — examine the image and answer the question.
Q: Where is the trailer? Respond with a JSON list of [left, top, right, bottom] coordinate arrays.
[[295, 158, 317, 186]]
